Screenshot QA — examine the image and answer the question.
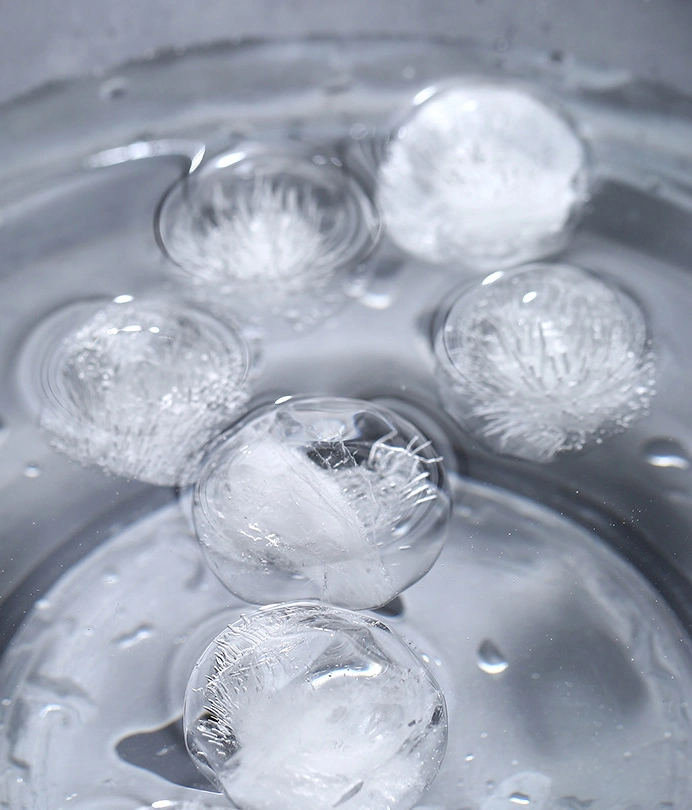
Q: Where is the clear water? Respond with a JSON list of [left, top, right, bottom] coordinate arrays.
[[2, 37, 692, 810]]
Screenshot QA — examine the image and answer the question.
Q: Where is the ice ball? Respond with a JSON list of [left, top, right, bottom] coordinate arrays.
[[435, 264, 656, 461], [39, 297, 251, 485], [193, 396, 451, 609], [183, 602, 448, 810], [157, 143, 381, 330], [378, 82, 588, 268]]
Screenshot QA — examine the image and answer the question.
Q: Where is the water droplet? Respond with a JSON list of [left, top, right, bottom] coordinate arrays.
[[114, 624, 154, 649], [99, 76, 129, 101], [349, 123, 369, 140], [1, 697, 11, 707], [509, 794, 531, 806], [360, 291, 393, 310], [465, 753, 475, 762], [23, 462, 42, 478], [39, 703, 65, 718], [477, 639, 509, 674], [643, 438, 690, 470]]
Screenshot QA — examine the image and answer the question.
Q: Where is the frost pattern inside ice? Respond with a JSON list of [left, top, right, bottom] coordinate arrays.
[[174, 179, 343, 289], [40, 299, 250, 485], [378, 84, 587, 267], [193, 398, 449, 608], [436, 265, 656, 461], [184, 603, 448, 810], [161, 152, 379, 328]]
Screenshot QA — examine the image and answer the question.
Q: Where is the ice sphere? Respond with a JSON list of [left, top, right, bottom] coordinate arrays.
[[183, 602, 448, 810], [38, 297, 251, 485], [193, 396, 451, 609], [377, 82, 588, 268], [435, 264, 656, 462], [157, 143, 381, 330]]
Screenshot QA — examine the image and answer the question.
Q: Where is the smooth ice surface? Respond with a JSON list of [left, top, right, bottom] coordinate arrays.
[[184, 603, 448, 810], [378, 83, 587, 267], [435, 264, 656, 461], [193, 397, 450, 608], [158, 147, 380, 330], [39, 298, 250, 485]]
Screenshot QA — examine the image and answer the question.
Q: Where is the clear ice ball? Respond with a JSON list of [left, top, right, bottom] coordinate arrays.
[[183, 602, 448, 810], [435, 264, 656, 461], [377, 82, 588, 268], [39, 297, 251, 485], [193, 396, 451, 609], [157, 143, 381, 330]]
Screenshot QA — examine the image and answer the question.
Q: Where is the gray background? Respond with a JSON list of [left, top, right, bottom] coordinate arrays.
[[0, 0, 691, 105]]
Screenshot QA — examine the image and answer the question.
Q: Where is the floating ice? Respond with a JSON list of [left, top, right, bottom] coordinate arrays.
[[157, 144, 380, 330], [39, 297, 250, 485], [184, 603, 448, 810], [193, 396, 450, 609], [435, 264, 656, 461], [378, 83, 587, 267]]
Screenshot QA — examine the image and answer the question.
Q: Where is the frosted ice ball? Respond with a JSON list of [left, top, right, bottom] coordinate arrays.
[[39, 297, 251, 485], [157, 143, 381, 330], [184, 602, 448, 810], [193, 396, 451, 609], [378, 83, 588, 268], [435, 264, 656, 461]]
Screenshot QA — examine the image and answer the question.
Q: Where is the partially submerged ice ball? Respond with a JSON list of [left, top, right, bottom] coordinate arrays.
[[38, 297, 251, 485], [435, 264, 656, 462], [184, 602, 448, 810], [193, 396, 451, 609], [157, 143, 381, 329], [377, 82, 588, 268]]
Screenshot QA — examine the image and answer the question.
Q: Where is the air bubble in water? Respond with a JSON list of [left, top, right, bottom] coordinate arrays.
[[378, 82, 587, 268], [435, 264, 656, 462], [193, 396, 451, 609], [38, 298, 251, 485], [183, 603, 448, 810], [157, 144, 380, 330]]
